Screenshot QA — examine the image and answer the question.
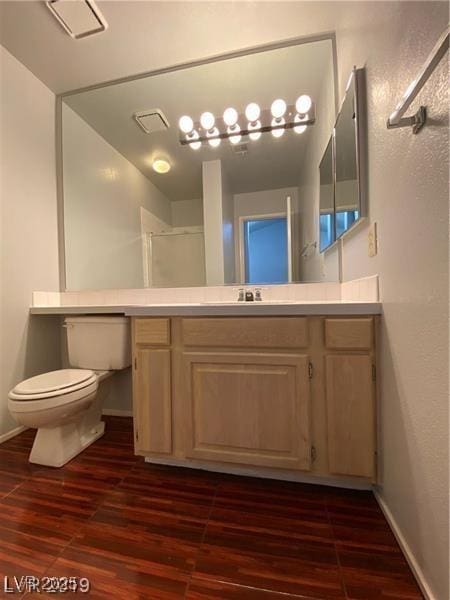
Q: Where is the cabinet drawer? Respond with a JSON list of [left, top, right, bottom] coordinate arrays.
[[134, 318, 170, 345], [325, 318, 373, 350], [182, 317, 309, 348]]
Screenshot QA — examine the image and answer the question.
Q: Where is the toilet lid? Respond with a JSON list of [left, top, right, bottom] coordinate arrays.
[[12, 369, 95, 395]]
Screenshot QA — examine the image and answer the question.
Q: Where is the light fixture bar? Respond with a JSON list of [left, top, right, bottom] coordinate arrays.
[[179, 103, 316, 146]]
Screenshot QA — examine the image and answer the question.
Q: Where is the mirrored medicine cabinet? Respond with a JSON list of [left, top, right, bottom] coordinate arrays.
[[319, 68, 366, 253]]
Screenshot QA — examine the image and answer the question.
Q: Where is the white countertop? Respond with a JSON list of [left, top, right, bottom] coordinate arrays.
[[30, 301, 382, 316]]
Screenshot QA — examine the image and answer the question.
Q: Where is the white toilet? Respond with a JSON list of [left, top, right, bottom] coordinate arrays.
[[8, 316, 131, 467]]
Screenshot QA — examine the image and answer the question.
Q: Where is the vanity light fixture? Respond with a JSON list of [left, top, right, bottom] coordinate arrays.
[[248, 121, 262, 141], [245, 102, 261, 123], [296, 95, 312, 115], [294, 114, 308, 134], [200, 112, 215, 131], [271, 117, 285, 138], [207, 128, 221, 148], [223, 107, 239, 127], [179, 94, 315, 148], [186, 130, 201, 150], [178, 115, 194, 134], [228, 125, 242, 145], [271, 99, 287, 119], [152, 159, 171, 174]]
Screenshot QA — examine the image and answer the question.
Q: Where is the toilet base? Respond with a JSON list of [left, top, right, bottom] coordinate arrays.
[[29, 420, 105, 467]]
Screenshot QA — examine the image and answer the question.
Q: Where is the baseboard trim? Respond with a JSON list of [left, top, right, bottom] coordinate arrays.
[[0, 425, 27, 444], [374, 490, 435, 600], [102, 409, 133, 417]]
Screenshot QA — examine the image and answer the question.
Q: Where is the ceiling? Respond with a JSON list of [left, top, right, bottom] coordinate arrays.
[[63, 38, 333, 200], [0, 1, 341, 95]]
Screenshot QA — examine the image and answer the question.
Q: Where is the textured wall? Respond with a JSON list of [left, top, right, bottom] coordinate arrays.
[[333, 5, 449, 599]]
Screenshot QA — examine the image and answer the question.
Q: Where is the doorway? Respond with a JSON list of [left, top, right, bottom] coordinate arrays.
[[242, 216, 289, 284]]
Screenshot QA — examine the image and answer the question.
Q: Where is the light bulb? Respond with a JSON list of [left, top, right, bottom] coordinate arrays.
[[271, 98, 286, 119], [178, 115, 193, 134], [295, 94, 312, 115], [207, 127, 221, 148], [248, 120, 261, 141], [187, 130, 201, 150], [271, 117, 285, 138], [228, 124, 241, 145], [245, 102, 261, 123], [223, 107, 238, 127], [200, 111, 215, 131], [294, 113, 308, 134], [152, 159, 171, 174]]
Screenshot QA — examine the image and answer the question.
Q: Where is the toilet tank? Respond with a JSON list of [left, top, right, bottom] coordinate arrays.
[[64, 316, 131, 370]]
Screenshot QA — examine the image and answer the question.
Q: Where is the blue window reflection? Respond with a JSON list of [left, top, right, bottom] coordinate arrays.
[[336, 210, 359, 238], [320, 213, 335, 252]]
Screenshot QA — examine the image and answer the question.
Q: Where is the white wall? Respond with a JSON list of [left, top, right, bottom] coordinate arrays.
[[63, 105, 172, 291], [221, 166, 235, 285], [0, 46, 61, 438], [233, 187, 298, 282], [202, 159, 225, 285], [332, 5, 449, 599], [171, 198, 203, 228]]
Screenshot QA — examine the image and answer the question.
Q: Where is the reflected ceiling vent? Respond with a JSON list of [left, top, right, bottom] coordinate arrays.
[[133, 110, 170, 134], [232, 143, 249, 156], [46, 0, 108, 39]]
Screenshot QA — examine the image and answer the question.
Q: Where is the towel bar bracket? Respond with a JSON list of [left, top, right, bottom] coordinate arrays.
[[386, 106, 427, 134]]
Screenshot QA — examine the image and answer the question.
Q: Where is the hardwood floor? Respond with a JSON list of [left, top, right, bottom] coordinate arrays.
[[0, 417, 423, 599]]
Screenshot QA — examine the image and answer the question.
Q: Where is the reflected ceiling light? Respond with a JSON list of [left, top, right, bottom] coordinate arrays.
[[271, 117, 285, 137], [228, 124, 241, 145], [207, 127, 221, 147], [186, 130, 201, 150], [152, 159, 171, 173], [248, 120, 262, 141], [270, 98, 287, 119], [294, 113, 308, 134], [295, 94, 312, 115], [178, 115, 194, 134], [223, 107, 238, 127], [245, 102, 261, 123], [200, 111, 215, 131]]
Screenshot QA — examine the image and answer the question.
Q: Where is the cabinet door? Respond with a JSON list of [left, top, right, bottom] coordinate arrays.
[[326, 354, 375, 478], [183, 352, 311, 470], [134, 348, 172, 454]]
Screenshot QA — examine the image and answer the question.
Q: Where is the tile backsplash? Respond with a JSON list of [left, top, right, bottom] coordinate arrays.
[[32, 275, 379, 307]]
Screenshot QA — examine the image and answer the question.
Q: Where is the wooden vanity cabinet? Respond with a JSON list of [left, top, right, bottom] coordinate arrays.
[[132, 318, 172, 455], [132, 315, 378, 482]]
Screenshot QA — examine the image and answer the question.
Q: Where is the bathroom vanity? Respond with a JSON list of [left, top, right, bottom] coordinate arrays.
[[131, 313, 378, 483]]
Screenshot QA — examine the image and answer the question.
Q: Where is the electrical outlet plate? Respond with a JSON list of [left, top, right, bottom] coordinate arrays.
[[368, 222, 378, 257]]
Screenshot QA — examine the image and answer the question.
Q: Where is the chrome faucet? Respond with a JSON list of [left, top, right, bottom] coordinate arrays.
[[237, 288, 245, 302], [255, 288, 262, 301]]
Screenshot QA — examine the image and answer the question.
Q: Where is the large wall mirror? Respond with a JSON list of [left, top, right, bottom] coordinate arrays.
[[60, 36, 340, 290], [319, 68, 366, 252]]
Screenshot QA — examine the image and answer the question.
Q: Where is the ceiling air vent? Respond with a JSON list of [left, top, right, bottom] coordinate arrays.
[[46, 0, 108, 39], [232, 143, 249, 156], [133, 110, 170, 134]]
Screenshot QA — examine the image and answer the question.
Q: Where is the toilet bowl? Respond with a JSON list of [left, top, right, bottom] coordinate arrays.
[[8, 316, 131, 467]]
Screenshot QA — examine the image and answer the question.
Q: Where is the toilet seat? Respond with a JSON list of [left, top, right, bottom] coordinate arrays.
[[8, 369, 98, 413], [11, 369, 96, 398]]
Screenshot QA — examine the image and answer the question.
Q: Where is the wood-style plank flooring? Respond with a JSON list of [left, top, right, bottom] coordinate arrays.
[[0, 417, 423, 599]]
